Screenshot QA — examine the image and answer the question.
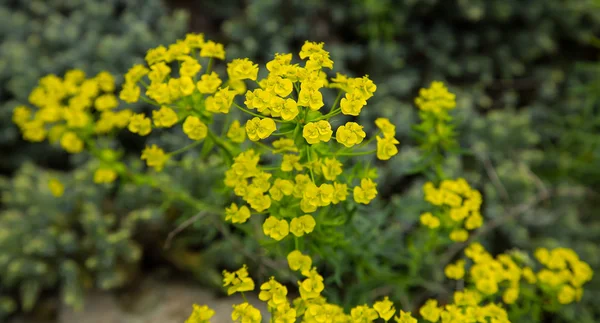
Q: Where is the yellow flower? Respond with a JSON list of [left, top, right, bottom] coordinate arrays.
[[375, 118, 396, 138], [183, 116, 208, 141], [290, 215, 316, 237], [227, 120, 246, 143], [269, 179, 294, 201], [259, 277, 288, 308], [298, 269, 325, 300], [197, 72, 222, 94], [350, 305, 379, 323], [152, 106, 179, 128], [449, 229, 468, 242], [200, 41, 226, 60], [128, 113, 152, 136], [94, 94, 118, 111], [502, 287, 519, 304], [185, 304, 215, 323], [419, 300, 441, 322], [348, 76, 377, 100], [444, 260, 465, 280], [141, 145, 169, 171], [287, 250, 312, 274], [335, 122, 366, 147], [119, 82, 141, 103], [414, 81, 456, 114], [184, 33, 205, 48], [465, 212, 483, 230], [303, 120, 332, 145], [94, 168, 117, 184], [340, 91, 366, 116], [227, 58, 259, 81], [21, 120, 47, 142], [48, 179, 64, 197], [12, 105, 32, 126], [263, 216, 289, 241], [394, 311, 417, 323], [298, 88, 324, 111], [246, 117, 277, 141], [266, 76, 293, 98], [353, 178, 377, 204], [231, 302, 261, 323], [376, 136, 399, 160], [145, 45, 168, 66], [321, 158, 342, 181], [281, 99, 299, 121], [373, 297, 395, 321], [124, 64, 149, 84], [225, 203, 251, 224], [223, 265, 255, 296], [206, 87, 236, 114], [180, 57, 202, 78], [281, 154, 302, 172], [332, 182, 348, 204], [60, 132, 84, 154], [148, 62, 171, 84], [420, 212, 440, 229]]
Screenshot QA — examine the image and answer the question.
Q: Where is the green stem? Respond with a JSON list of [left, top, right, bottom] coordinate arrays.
[[140, 96, 160, 107], [333, 149, 377, 157], [168, 140, 204, 156], [207, 128, 235, 162], [206, 58, 214, 74]]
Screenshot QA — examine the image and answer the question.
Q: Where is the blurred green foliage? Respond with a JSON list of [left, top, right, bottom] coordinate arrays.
[[0, 0, 189, 174]]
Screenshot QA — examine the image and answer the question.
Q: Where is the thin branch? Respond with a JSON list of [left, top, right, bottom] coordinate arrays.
[[478, 152, 511, 203], [163, 212, 209, 249]]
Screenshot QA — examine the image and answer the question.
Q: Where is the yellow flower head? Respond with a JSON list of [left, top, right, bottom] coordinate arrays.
[[228, 58, 259, 81], [94, 168, 117, 184], [206, 87, 236, 114], [200, 41, 226, 60], [185, 304, 215, 323], [183, 116, 208, 141], [197, 72, 222, 94], [128, 113, 152, 136], [290, 215, 316, 237], [231, 302, 261, 323], [287, 250, 312, 274], [336, 122, 366, 148], [353, 178, 377, 204], [141, 144, 169, 171], [60, 131, 84, 154], [263, 216, 289, 241], [303, 120, 332, 145], [152, 106, 179, 128], [246, 117, 277, 141], [373, 297, 395, 321], [48, 179, 64, 197], [227, 120, 246, 143], [223, 265, 255, 296], [415, 81, 456, 114]]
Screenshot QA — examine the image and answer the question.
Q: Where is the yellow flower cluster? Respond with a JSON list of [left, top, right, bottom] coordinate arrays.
[[414, 81, 456, 115], [418, 292, 510, 323], [421, 178, 483, 242], [222, 265, 255, 296], [186, 251, 517, 323], [14, 70, 131, 184], [534, 247, 594, 304]]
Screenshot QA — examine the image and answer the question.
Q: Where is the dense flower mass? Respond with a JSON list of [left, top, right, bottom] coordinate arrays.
[[421, 178, 483, 242]]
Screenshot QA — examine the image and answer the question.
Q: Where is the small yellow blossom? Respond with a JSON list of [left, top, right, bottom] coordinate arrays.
[[353, 178, 377, 204], [183, 116, 208, 141], [225, 203, 251, 224], [287, 250, 312, 274], [94, 168, 117, 184], [60, 132, 84, 153], [227, 120, 246, 143], [48, 179, 64, 197], [200, 41, 226, 60], [303, 120, 332, 145], [246, 117, 277, 141], [263, 216, 289, 241], [373, 297, 395, 321], [290, 215, 316, 237], [185, 304, 215, 323], [141, 145, 169, 171], [152, 106, 179, 128], [336, 122, 366, 147], [197, 72, 222, 94], [128, 114, 152, 136]]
